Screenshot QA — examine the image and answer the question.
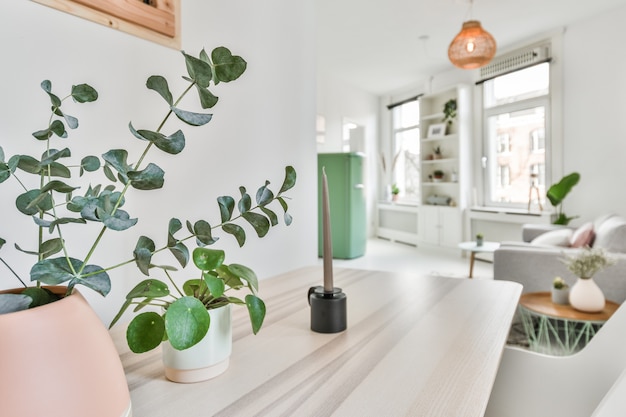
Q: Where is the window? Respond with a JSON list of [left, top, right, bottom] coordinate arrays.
[[483, 62, 550, 207], [390, 100, 420, 201]]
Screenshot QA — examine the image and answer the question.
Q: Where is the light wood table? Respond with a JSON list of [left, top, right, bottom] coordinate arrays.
[[518, 291, 619, 355], [112, 266, 521, 417]]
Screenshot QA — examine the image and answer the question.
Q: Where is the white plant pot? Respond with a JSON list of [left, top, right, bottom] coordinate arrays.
[[569, 277, 605, 313], [551, 287, 570, 305], [162, 304, 232, 383]]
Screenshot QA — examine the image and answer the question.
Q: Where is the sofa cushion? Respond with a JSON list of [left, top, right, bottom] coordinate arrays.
[[594, 216, 626, 253], [570, 222, 595, 248], [531, 228, 573, 247]]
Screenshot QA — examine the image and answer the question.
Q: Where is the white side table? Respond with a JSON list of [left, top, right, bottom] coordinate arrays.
[[458, 241, 500, 278]]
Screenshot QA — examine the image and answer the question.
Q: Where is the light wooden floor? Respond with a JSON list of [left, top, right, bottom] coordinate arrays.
[[320, 238, 495, 280]]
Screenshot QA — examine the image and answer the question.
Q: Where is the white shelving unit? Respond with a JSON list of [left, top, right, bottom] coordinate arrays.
[[418, 85, 471, 248]]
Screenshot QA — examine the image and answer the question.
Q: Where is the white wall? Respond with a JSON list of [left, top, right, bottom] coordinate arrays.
[[0, 0, 317, 324], [562, 5, 626, 224]]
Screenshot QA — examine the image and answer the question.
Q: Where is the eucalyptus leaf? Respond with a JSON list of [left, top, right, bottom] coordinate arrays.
[[80, 156, 100, 173], [70, 264, 111, 297], [126, 279, 170, 299], [238, 186, 251, 213], [181, 51, 213, 88], [196, 85, 218, 109], [279, 166, 297, 193], [40, 180, 78, 194], [41, 148, 71, 165], [23, 287, 60, 308], [101, 209, 138, 231], [146, 75, 173, 105], [165, 296, 210, 350], [134, 236, 156, 275], [260, 207, 278, 226], [242, 212, 270, 238], [171, 107, 213, 127], [102, 149, 131, 178], [192, 220, 217, 246], [169, 242, 189, 268], [30, 257, 83, 285], [256, 181, 274, 206], [218, 196, 235, 223], [211, 47, 247, 83], [0, 294, 32, 314], [16, 189, 53, 215], [222, 223, 246, 247], [71, 83, 98, 103], [17, 155, 42, 174], [128, 163, 165, 190], [50, 120, 67, 138]]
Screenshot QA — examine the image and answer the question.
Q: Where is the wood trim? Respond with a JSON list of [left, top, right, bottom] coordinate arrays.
[[31, 0, 181, 49]]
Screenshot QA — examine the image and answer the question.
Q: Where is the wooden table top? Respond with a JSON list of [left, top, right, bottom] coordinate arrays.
[[519, 292, 619, 322], [112, 266, 522, 417]]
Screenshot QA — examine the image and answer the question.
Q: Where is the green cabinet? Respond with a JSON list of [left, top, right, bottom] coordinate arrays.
[[317, 153, 366, 259]]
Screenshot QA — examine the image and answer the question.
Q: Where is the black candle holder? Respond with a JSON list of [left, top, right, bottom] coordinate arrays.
[[308, 286, 347, 333]]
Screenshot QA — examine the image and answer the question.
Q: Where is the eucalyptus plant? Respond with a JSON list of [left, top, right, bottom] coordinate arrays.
[[0, 46, 297, 348]]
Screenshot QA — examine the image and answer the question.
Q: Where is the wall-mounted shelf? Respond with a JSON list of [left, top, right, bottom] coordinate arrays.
[[32, 0, 181, 49]]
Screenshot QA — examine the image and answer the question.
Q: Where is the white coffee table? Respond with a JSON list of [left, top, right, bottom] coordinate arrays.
[[458, 241, 500, 278]]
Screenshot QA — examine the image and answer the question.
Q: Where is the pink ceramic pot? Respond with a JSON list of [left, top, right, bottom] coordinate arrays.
[[0, 287, 131, 417]]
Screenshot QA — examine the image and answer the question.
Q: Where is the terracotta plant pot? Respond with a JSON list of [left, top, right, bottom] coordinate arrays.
[[0, 286, 131, 417]]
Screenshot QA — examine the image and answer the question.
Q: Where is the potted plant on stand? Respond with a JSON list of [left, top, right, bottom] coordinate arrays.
[[547, 172, 580, 225], [562, 247, 615, 312], [0, 46, 296, 415], [551, 276, 569, 305]]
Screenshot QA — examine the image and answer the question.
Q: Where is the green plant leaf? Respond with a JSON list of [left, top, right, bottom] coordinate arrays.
[[101, 208, 138, 231], [228, 263, 259, 293], [196, 85, 218, 109], [22, 287, 60, 308], [547, 172, 580, 207], [165, 296, 210, 350], [242, 212, 270, 238], [16, 189, 53, 215], [182, 279, 207, 297], [211, 47, 247, 83], [40, 180, 78, 194], [43, 162, 71, 178], [134, 236, 156, 275], [71, 83, 98, 103], [30, 257, 82, 285], [59, 110, 79, 130], [128, 123, 186, 155], [260, 207, 278, 226], [40, 80, 62, 107], [41, 148, 71, 165], [169, 242, 189, 268], [256, 181, 274, 206], [245, 294, 265, 335], [192, 247, 225, 271], [146, 75, 173, 105], [238, 186, 251, 213], [279, 166, 297, 193], [128, 163, 165, 190], [216, 265, 243, 289], [50, 120, 67, 138], [16, 155, 40, 174], [222, 223, 246, 247], [127, 279, 170, 299], [218, 196, 235, 223], [127, 312, 166, 353], [171, 106, 213, 127], [80, 156, 100, 173], [203, 273, 225, 299], [0, 294, 32, 314], [102, 149, 131, 182], [70, 264, 111, 297], [277, 197, 293, 226], [192, 220, 217, 245], [40, 238, 64, 259], [182, 51, 213, 88], [32, 128, 53, 140]]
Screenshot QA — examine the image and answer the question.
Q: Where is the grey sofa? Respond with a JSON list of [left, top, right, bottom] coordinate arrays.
[[494, 214, 626, 304]]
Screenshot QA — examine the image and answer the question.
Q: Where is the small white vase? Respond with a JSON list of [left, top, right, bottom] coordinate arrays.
[[162, 304, 232, 383], [569, 277, 605, 313]]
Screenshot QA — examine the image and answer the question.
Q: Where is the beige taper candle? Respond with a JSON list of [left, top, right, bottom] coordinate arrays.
[[322, 167, 334, 292]]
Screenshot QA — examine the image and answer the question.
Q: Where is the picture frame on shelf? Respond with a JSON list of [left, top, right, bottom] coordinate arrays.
[[427, 123, 447, 138]]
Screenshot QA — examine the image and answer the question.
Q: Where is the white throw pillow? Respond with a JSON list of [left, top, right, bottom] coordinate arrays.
[[594, 216, 626, 253], [531, 228, 573, 247]]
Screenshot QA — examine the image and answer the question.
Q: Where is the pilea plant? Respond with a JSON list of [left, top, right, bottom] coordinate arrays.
[[0, 46, 296, 351]]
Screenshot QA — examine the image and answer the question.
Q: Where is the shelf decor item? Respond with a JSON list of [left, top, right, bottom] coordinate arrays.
[[0, 44, 297, 403], [427, 123, 447, 138], [442, 99, 457, 125], [563, 248, 615, 312], [475, 233, 484, 247], [551, 276, 569, 305]]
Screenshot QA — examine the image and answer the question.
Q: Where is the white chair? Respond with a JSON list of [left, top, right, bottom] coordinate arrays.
[[485, 302, 626, 417]]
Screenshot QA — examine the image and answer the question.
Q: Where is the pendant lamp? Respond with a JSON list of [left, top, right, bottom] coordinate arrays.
[[448, 1, 496, 70]]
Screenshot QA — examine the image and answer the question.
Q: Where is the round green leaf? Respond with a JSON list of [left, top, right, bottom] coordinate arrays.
[[127, 312, 165, 353], [81, 156, 100, 172], [126, 279, 170, 299], [192, 247, 225, 271], [71, 83, 98, 103], [165, 296, 210, 350]]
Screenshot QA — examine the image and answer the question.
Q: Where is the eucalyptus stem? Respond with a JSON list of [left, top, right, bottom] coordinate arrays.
[[0, 257, 27, 288], [164, 269, 185, 298]]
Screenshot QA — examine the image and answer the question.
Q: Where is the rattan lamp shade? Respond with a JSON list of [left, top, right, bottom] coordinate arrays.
[[448, 20, 496, 69]]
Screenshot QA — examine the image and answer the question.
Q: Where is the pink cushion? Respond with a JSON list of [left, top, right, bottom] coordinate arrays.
[[570, 222, 595, 248]]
